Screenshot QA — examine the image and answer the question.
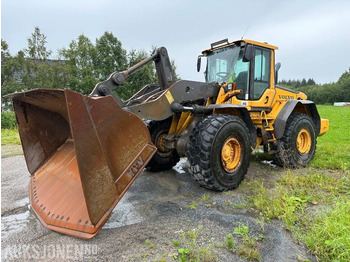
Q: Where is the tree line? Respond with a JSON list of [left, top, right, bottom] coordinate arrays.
[[1, 27, 178, 111], [279, 78, 316, 88], [2, 27, 349, 111], [278, 71, 350, 104]]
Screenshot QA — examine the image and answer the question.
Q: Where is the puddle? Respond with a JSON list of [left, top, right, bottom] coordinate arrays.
[[1, 197, 31, 239], [172, 158, 187, 174], [1, 211, 30, 239], [261, 160, 277, 168], [253, 149, 264, 154], [14, 197, 30, 209], [103, 198, 143, 229]]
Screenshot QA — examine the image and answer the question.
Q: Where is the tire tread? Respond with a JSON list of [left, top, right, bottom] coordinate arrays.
[[187, 115, 250, 191]]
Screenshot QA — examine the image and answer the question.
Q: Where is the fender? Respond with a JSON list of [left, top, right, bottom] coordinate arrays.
[[171, 103, 257, 148], [211, 104, 257, 148], [274, 100, 321, 139]]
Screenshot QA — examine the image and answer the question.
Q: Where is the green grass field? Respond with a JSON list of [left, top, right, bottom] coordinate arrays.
[[312, 105, 350, 171], [1, 129, 22, 158], [244, 167, 350, 261], [1, 128, 21, 145]]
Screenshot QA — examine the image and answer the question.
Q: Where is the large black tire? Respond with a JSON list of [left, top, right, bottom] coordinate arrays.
[[146, 119, 180, 172], [186, 115, 251, 191], [273, 113, 316, 168]]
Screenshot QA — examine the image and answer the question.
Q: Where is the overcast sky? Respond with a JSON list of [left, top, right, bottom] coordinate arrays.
[[2, 0, 350, 84]]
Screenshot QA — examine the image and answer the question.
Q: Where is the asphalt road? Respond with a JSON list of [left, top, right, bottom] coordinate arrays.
[[1, 155, 315, 261]]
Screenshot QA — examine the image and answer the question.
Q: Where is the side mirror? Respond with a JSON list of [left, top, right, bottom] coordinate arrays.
[[275, 62, 281, 84], [197, 55, 204, 72], [243, 45, 254, 62]]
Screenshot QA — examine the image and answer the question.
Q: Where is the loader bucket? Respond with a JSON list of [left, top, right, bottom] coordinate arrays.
[[12, 89, 156, 239]]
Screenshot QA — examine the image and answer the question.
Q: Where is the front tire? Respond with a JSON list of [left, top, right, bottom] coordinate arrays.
[[146, 119, 180, 172], [273, 113, 316, 168], [187, 115, 251, 191]]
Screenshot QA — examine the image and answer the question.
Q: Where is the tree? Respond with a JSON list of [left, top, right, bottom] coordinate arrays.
[[117, 49, 158, 100], [1, 40, 25, 111], [21, 27, 57, 90], [2, 29, 181, 106], [307, 78, 316, 86], [337, 68, 350, 102], [117, 47, 180, 100], [301, 78, 307, 87], [59, 34, 97, 94], [95, 32, 127, 80], [1, 40, 24, 87], [25, 27, 52, 60]]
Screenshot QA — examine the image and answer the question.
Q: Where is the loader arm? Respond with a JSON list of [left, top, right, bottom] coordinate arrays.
[[90, 47, 176, 107]]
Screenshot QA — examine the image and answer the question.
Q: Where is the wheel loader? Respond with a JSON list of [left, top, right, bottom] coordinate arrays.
[[10, 39, 329, 239]]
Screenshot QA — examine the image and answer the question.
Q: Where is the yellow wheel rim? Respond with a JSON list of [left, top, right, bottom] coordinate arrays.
[[221, 137, 241, 173], [155, 131, 172, 157], [296, 128, 311, 154], [156, 133, 167, 152]]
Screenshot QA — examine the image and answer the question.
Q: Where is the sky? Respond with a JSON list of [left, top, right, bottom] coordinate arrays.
[[1, 0, 350, 84]]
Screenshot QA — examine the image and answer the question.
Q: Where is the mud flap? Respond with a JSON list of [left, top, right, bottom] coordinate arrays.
[[12, 89, 156, 239]]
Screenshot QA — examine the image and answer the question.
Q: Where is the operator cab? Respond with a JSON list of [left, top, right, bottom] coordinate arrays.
[[198, 39, 278, 102]]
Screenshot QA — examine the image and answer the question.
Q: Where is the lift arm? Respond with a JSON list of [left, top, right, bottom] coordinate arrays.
[[90, 47, 176, 106]]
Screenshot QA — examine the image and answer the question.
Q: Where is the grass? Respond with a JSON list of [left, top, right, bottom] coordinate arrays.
[[233, 224, 261, 261], [1, 129, 22, 158], [173, 240, 181, 247], [224, 233, 235, 251], [200, 193, 211, 202], [302, 196, 350, 261], [233, 223, 249, 236], [172, 225, 217, 262], [1, 129, 21, 145], [185, 201, 198, 209], [312, 105, 350, 170], [237, 246, 260, 261], [144, 239, 155, 249], [223, 223, 261, 261], [244, 169, 350, 261]]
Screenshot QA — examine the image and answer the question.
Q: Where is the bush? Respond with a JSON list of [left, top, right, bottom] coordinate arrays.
[[1, 112, 17, 129]]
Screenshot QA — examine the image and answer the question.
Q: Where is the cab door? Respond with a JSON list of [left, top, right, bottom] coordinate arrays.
[[230, 46, 275, 110], [248, 47, 275, 110]]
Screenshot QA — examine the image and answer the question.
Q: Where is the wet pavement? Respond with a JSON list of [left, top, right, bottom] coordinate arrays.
[[1, 155, 315, 261]]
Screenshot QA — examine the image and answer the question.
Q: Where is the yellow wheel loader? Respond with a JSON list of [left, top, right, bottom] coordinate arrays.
[[10, 39, 329, 239]]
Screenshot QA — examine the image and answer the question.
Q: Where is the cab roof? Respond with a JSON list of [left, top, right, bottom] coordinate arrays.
[[202, 39, 278, 54]]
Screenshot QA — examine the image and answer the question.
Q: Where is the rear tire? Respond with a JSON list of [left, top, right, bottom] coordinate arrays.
[[187, 115, 251, 191], [146, 119, 180, 172], [273, 113, 316, 168]]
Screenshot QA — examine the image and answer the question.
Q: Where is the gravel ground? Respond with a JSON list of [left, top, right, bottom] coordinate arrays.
[[1, 154, 315, 261]]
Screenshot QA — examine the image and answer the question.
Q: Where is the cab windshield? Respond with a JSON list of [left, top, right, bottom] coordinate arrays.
[[206, 46, 248, 84]]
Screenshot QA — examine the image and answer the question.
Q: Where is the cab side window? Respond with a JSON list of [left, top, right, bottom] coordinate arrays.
[[253, 48, 271, 100], [234, 49, 250, 100]]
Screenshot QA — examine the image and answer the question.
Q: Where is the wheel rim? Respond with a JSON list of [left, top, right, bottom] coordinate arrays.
[[221, 136, 242, 173], [296, 128, 312, 154], [155, 130, 172, 158]]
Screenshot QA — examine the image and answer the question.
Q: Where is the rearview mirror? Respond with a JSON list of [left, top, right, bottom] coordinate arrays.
[[197, 55, 204, 72], [243, 45, 254, 62], [275, 62, 281, 84]]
